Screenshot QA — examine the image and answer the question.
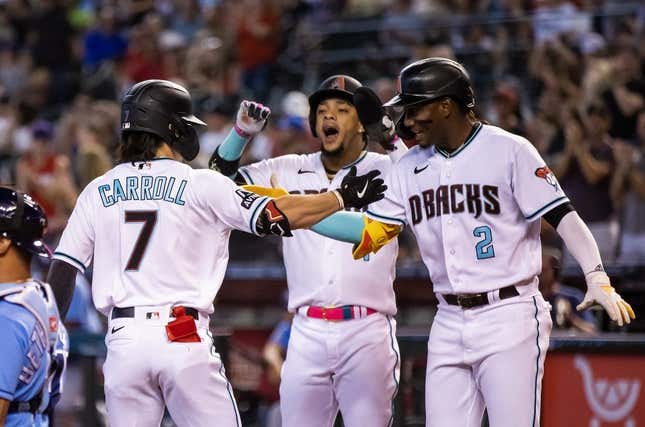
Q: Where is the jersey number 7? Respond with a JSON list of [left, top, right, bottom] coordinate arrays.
[[125, 210, 158, 270]]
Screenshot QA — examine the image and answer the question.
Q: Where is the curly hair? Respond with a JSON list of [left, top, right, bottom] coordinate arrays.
[[118, 132, 164, 163]]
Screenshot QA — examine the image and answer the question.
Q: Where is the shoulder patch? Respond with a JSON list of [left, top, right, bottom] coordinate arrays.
[[236, 189, 260, 209], [535, 166, 560, 191]]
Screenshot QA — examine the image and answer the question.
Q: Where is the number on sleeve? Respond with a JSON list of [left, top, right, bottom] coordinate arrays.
[[473, 225, 495, 260], [125, 210, 157, 270]]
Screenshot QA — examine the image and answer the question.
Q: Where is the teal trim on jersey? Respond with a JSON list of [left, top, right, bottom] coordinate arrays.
[[341, 150, 368, 169], [525, 196, 569, 221], [387, 315, 400, 427], [238, 168, 254, 185], [249, 197, 270, 235], [366, 210, 406, 227], [53, 252, 86, 273], [310, 211, 364, 244], [435, 122, 483, 158], [218, 128, 250, 161], [342, 306, 352, 319], [532, 296, 540, 427]]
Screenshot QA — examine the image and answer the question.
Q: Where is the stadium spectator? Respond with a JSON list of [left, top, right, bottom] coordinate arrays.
[[82, 6, 128, 70], [612, 110, 645, 264]]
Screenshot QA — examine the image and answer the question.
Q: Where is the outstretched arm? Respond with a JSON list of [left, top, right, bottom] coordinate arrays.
[[208, 101, 271, 181]]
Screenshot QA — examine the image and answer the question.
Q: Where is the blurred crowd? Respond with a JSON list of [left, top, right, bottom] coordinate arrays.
[[0, 0, 643, 266]]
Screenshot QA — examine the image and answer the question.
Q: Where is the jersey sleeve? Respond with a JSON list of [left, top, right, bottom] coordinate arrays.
[[238, 158, 274, 186], [512, 140, 570, 221], [0, 313, 29, 400], [366, 167, 407, 227], [53, 186, 95, 273], [191, 170, 270, 235]]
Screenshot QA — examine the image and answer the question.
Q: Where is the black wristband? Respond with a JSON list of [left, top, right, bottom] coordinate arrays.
[[209, 147, 241, 178]]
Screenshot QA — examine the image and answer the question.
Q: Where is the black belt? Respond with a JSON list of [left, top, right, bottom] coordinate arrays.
[[443, 285, 519, 309], [111, 306, 199, 320], [9, 396, 40, 414]]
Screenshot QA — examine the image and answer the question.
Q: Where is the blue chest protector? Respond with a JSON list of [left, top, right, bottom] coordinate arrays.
[[0, 281, 67, 426]]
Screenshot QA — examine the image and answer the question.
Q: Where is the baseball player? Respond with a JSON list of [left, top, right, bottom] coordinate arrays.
[[209, 75, 407, 427], [0, 187, 67, 427], [45, 79, 386, 427], [310, 58, 636, 427]]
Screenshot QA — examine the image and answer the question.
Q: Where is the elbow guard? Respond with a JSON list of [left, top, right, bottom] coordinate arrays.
[[352, 217, 401, 259], [209, 147, 241, 178], [257, 200, 293, 237]]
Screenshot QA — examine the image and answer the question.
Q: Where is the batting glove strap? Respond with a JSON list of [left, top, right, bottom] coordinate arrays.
[[577, 271, 635, 326], [235, 101, 271, 137]]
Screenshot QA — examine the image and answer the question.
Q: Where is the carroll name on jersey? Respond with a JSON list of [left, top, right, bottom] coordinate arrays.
[[98, 175, 188, 207]]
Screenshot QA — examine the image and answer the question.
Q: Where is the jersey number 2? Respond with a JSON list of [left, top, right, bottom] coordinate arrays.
[[125, 210, 157, 270], [473, 226, 495, 260]]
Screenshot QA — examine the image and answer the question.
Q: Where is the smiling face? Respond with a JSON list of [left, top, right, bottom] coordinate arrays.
[[402, 98, 453, 149], [315, 98, 364, 157]]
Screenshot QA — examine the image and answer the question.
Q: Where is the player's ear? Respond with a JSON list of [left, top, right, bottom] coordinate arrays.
[[0, 237, 11, 256], [439, 98, 452, 118]]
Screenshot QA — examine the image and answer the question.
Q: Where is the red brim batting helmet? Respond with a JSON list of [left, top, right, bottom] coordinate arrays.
[[308, 75, 362, 137], [385, 57, 475, 110]]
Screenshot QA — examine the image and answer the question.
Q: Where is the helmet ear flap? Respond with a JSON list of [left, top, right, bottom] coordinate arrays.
[[172, 119, 200, 161]]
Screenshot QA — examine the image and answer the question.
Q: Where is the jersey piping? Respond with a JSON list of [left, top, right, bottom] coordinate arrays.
[[435, 122, 483, 158]]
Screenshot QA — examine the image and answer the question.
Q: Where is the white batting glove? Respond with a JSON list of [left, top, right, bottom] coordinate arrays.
[[234, 100, 271, 138], [576, 271, 635, 326]]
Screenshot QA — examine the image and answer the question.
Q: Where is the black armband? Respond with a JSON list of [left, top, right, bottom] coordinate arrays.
[[46, 259, 80, 320], [209, 147, 241, 178], [543, 202, 575, 228], [256, 200, 293, 237]]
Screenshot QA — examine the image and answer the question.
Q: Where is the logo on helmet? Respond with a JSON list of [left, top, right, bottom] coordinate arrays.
[[331, 77, 345, 90], [535, 166, 560, 191]]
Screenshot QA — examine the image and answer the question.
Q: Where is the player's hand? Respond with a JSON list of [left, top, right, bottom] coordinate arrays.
[[336, 166, 387, 209], [235, 100, 271, 137], [353, 87, 396, 150], [577, 275, 635, 326]]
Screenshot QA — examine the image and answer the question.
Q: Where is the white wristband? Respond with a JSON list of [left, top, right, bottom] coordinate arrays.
[[331, 190, 345, 210]]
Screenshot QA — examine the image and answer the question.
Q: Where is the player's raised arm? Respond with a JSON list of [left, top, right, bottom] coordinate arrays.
[[208, 100, 271, 182], [257, 165, 387, 235], [353, 86, 408, 163]]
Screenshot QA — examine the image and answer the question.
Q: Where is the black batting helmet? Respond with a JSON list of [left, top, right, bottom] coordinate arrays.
[[120, 80, 207, 161], [385, 58, 475, 110], [308, 75, 362, 136], [0, 187, 50, 258]]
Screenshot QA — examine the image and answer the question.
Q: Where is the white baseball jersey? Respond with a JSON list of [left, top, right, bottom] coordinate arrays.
[[240, 150, 399, 314], [54, 158, 270, 315], [367, 123, 569, 294]]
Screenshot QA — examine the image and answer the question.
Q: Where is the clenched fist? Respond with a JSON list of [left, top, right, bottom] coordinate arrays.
[[235, 101, 271, 138]]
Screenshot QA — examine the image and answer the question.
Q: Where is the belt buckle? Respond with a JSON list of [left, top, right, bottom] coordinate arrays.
[[456, 294, 478, 309]]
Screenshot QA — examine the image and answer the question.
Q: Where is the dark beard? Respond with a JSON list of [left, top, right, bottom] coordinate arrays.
[[320, 142, 344, 157]]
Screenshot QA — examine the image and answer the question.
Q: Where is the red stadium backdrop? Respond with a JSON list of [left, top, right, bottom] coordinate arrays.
[[543, 354, 645, 426]]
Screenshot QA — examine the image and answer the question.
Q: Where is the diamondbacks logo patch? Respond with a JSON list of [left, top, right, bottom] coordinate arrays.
[[236, 189, 260, 209], [535, 166, 560, 191]]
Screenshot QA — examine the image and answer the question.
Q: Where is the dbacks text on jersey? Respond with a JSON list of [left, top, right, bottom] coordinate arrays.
[[409, 183, 500, 225]]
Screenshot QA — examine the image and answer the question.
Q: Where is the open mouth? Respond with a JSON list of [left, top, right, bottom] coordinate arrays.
[[323, 126, 339, 137]]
